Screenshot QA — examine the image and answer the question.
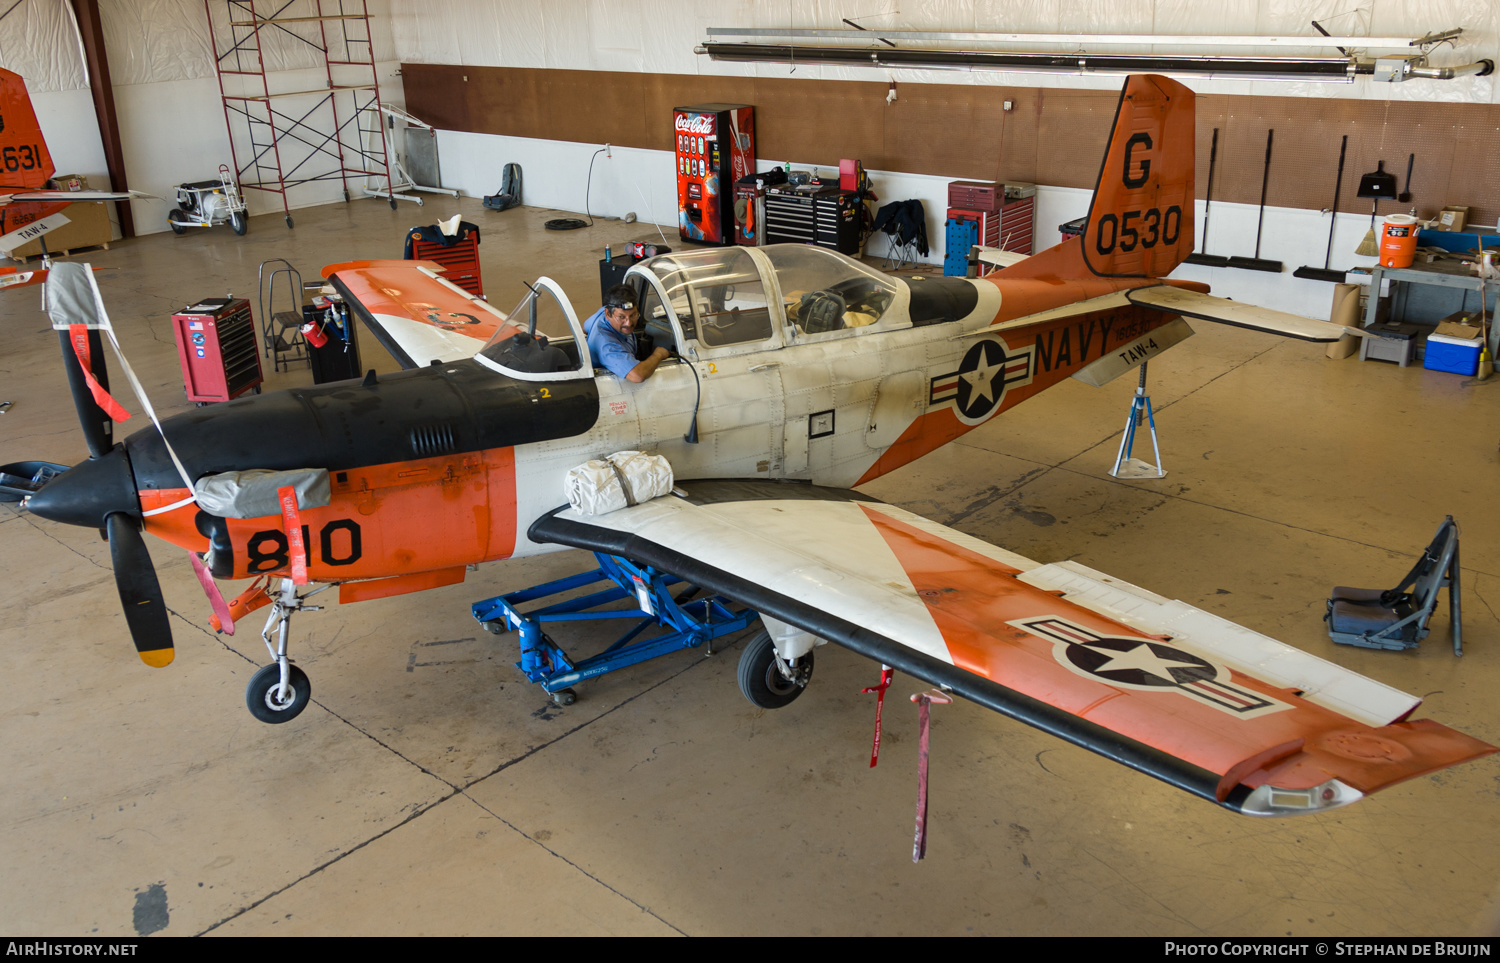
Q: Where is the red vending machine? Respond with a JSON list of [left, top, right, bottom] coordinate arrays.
[[675, 103, 754, 246]]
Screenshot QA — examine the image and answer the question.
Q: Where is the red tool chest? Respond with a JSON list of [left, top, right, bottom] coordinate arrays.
[[946, 197, 1035, 255], [172, 297, 264, 403], [405, 223, 483, 297]]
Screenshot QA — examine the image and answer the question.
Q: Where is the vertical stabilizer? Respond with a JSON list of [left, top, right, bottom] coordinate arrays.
[[0, 69, 56, 192], [1080, 75, 1195, 278]]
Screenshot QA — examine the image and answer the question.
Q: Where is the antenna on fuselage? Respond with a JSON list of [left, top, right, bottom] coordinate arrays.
[[521, 279, 541, 337], [683, 360, 701, 444]]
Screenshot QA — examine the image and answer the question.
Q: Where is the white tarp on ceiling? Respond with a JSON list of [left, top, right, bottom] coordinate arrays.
[[0, 0, 398, 89]]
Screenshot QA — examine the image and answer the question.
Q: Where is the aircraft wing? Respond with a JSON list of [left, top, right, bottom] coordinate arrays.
[[1127, 284, 1369, 342], [323, 259, 512, 368], [529, 480, 1495, 816], [0, 189, 138, 205]]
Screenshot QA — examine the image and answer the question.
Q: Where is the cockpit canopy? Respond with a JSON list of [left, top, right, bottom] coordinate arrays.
[[630, 245, 906, 356]]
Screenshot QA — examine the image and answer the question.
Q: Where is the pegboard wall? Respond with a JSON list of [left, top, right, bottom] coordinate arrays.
[[403, 64, 1499, 226]]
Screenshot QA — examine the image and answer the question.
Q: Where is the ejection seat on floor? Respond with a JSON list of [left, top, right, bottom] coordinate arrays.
[[1326, 516, 1462, 655]]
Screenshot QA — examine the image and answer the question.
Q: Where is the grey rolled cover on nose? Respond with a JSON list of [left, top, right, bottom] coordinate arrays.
[[194, 468, 331, 519]]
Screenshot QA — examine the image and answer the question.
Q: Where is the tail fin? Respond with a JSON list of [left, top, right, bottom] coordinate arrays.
[[1080, 74, 1195, 278], [0, 69, 56, 192]]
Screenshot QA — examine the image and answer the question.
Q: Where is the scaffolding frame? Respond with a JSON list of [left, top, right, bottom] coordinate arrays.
[[206, 0, 400, 228]]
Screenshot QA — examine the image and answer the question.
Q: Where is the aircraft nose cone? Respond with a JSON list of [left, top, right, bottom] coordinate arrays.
[[25, 445, 140, 528]]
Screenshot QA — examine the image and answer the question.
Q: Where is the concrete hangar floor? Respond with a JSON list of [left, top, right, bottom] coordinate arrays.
[[2, 196, 1497, 937]]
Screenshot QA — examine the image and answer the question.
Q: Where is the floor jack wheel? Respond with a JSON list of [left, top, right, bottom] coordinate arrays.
[[551, 688, 577, 707], [246, 664, 311, 723]]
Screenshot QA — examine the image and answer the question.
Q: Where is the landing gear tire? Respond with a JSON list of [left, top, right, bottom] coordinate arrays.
[[246, 663, 311, 723], [230, 211, 248, 236], [551, 688, 577, 707], [737, 629, 811, 709]]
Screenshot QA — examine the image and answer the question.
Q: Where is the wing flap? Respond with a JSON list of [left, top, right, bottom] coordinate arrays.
[[531, 481, 1495, 813], [1127, 284, 1368, 342]]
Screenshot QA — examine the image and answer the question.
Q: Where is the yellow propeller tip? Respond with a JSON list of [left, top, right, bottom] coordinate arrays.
[[139, 649, 175, 668]]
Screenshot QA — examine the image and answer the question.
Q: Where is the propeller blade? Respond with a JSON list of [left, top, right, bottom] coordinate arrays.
[[106, 512, 174, 667], [57, 325, 113, 458]]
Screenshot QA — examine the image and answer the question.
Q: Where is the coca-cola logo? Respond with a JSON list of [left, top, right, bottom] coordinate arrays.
[[676, 114, 714, 135]]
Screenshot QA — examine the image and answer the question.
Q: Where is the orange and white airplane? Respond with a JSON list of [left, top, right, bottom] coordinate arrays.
[[20, 74, 1494, 818], [0, 68, 140, 278]]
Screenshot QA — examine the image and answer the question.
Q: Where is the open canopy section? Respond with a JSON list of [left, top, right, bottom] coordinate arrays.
[[476, 277, 592, 381]]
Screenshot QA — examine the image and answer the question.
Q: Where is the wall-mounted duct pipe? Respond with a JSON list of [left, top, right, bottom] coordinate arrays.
[[696, 43, 1492, 84]]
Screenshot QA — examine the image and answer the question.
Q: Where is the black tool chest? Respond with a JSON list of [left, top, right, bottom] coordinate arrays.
[[764, 186, 861, 254]]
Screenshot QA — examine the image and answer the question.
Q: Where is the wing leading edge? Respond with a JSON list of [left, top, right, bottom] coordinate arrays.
[[530, 481, 1494, 816]]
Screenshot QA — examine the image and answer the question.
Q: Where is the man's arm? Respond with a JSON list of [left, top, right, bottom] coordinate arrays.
[[626, 347, 672, 383]]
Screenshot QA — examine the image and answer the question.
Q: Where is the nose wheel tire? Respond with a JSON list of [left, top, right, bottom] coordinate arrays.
[[737, 629, 812, 709], [246, 663, 311, 723]]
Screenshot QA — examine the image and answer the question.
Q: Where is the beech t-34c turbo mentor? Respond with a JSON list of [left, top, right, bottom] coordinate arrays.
[[19, 74, 1494, 818]]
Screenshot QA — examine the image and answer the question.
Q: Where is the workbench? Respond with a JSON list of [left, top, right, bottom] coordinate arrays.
[[1354, 260, 1497, 359]]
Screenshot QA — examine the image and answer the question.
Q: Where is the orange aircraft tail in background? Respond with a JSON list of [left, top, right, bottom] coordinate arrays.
[[1002, 74, 1196, 283], [0, 68, 65, 242]]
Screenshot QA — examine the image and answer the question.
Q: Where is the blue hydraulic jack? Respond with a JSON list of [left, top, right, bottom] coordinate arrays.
[[471, 552, 760, 705]]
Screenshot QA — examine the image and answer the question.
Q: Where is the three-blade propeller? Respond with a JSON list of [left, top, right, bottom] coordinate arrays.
[[45, 264, 176, 666]]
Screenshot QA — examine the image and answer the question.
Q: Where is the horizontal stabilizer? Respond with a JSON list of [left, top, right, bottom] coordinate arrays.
[[1127, 285, 1368, 343], [1071, 317, 1194, 387]]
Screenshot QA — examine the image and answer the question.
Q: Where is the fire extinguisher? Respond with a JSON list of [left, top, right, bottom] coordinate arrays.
[[300, 317, 329, 348]]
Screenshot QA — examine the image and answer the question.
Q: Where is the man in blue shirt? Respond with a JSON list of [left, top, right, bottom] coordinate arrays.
[[584, 284, 671, 383]]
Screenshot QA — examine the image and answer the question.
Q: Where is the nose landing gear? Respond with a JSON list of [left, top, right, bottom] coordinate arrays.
[[244, 578, 329, 723]]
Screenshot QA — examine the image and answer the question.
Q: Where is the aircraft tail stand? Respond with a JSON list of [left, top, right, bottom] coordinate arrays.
[[471, 553, 760, 706], [1109, 362, 1167, 479]]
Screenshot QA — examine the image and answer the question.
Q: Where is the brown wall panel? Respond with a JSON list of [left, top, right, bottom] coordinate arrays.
[[403, 63, 1500, 225]]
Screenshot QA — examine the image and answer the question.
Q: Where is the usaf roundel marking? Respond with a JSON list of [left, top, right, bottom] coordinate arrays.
[[929, 337, 1034, 426], [1009, 615, 1290, 719]]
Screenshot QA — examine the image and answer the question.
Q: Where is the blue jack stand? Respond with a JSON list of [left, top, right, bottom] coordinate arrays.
[[471, 552, 759, 705], [1110, 361, 1166, 479]]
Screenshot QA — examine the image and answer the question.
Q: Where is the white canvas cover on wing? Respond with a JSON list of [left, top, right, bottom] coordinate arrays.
[[565, 451, 674, 515]]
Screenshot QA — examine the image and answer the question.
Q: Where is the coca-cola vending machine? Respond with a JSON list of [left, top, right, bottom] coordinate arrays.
[[675, 103, 754, 246]]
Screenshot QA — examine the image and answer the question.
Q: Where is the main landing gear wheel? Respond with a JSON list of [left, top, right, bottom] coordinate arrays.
[[737, 629, 812, 709], [246, 663, 311, 723]]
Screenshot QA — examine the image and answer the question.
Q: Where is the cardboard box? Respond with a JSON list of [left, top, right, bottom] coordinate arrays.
[[1434, 318, 1484, 341], [49, 174, 90, 192], [6, 202, 113, 259], [1434, 205, 1469, 232]]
